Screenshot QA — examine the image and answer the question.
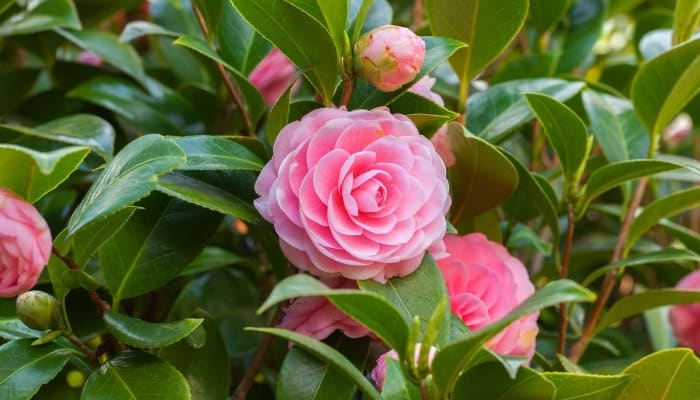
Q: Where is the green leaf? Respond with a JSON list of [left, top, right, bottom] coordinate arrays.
[[581, 248, 700, 287], [673, 0, 700, 44], [576, 159, 683, 218], [156, 172, 263, 224], [119, 21, 178, 42], [66, 134, 186, 237], [431, 280, 595, 396], [0, 145, 90, 203], [0, 339, 77, 400], [582, 90, 629, 164], [467, 79, 586, 143], [0, 319, 44, 340], [381, 358, 422, 400], [173, 136, 263, 171], [81, 350, 191, 400], [388, 92, 458, 136], [625, 187, 700, 254], [159, 317, 231, 400], [266, 80, 294, 145], [425, 0, 528, 84], [216, 2, 271, 74], [631, 38, 700, 139], [0, 114, 115, 161], [285, 0, 349, 61], [530, 0, 572, 35], [248, 327, 381, 400], [230, 0, 339, 104], [542, 372, 631, 400], [258, 274, 409, 352], [180, 246, 252, 277], [103, 312, 203, 349], [524, 93, 589, 187], [556, 0, 605, 73], [358, 254, 451, 345], [446, 124, 518, 224], [453, 363, 556, 400], [0, 0, 80, 36], [619, 348, 700, 399], [173, 34, 266, 125], [596, 290, 700, 334], [69, 207, 138, 268], [56, 28, 146, 84], [98, 193, 222, 304]]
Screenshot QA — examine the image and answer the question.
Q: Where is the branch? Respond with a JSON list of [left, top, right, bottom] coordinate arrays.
[[51, 247, 111, 315], [557, 203, 576, 354]]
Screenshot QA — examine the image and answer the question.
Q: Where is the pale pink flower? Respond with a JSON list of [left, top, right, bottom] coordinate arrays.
[[0, 189, 52, 298], [354, 25, 425, 92], [249, 49, 298, 106], [254, 107, 450, 282], [670, 269, 700, 352], [434, 233, 539, 360], [662, 113, 693, 146], [409, 76, 455, 167], [77, 51, 103, 66], [278, 276, 369, 340], [370, 345, 437, 390]]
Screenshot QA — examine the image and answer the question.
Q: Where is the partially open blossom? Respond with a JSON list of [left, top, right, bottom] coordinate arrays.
[[254, 107, 450, 282], [409, 76, 455, 167], [0, 188, 52, 298], [434, 233, 539, 360], [278, 276, 369, 340], [670, 269, 700, 352], [354, 25, 425, 92], [249, 49, 299, 106], [370, 345, 437, 390]]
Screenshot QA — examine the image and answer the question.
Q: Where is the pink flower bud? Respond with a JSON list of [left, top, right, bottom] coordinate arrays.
[[0, 188, 52, 298], [670, 269, 700, 352], [354, 25, 425, 92], [249, 49, 299, 106]]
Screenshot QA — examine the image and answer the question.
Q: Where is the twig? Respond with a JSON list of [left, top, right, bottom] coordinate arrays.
[[339, 78, 355, 107], [51, 247, 111, 315], [233, 306, 285, 399], [568, 177, 649, 362], [192, 3, 253, 134], [557, 203, 576, 354], [65, 332, 99, 368]]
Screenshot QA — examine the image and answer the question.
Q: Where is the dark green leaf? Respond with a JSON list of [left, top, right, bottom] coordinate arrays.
[[582, 90, 629, 164], [454, 363, 556, 400], [119, 21, 178, 42], [284, 0, 348, 61], [103, 312, 203, 349], [180, 246, 252, 277], [542, 372, 631, 400], [0, 0, 80, 36], [173, 136, 263, 171], [381, 358, 422, 400], [530, 0, 572, 35], [81, 350, 190, 400], [266, 79, 295, 145], [388, 92, 458, 136], [619, 348, 700, 399], [0, 319, 44, 340], [556, 0, 605, 73], [66, 134, 186, 236], [70, 207, 138, 268]]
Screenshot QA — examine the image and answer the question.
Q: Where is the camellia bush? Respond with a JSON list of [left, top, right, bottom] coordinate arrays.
[[1, 0, 700, 398]]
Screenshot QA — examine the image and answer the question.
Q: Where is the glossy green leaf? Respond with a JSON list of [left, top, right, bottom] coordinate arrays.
[[98, 194, 222, 305], [425, 0, 528, 83], [596, 290, 700, 334], [0, 319, 44, 340], [156, 172, 263, 224], [173, 34, 266, 125], [180, 246, 252, 277], [619, 348, 700, 399], [81, 350, 190, 400], [66, 134, 186, 236], [0, 0, 80, 36], [249, 327, 381, 400], [454, 363, 556, 400], [103, 312, 202, 349], [215, 2, 270, 74], [381, 357, 422, 400], [0, 114, 115, 161], [644, 304, 676, 351], [388, 92, 458, 136], [467, 79, 586, 143], [70, 207, 138, 268], [119, 21, 178, 42], [285, 0, 348, 60], [673, 0, 700, 44], [230, 0, 339, 104], [525, 93, 589, 186], [582, 90, 629, 164], [631, 38, 700, 139], [173, 136, 263, 171], [577, 159, 683, 218], [530, 0, 572, 35], [56, 28, 146, 83], [0, 339, 77, 400], [542, 372, 631, 400], [0, 145, 90, 203], [445, 124, 518, 224], [359, 254, 450, 345], [582, 248, 700, 287], [625, 187, 700, 254], [259, 274, 409, 352], [348, 36, 466, 109], [0, 67, 40, 115], [431, 280, 595, 396], [556, 0, 605, 72], [266, 80, 295, 145]]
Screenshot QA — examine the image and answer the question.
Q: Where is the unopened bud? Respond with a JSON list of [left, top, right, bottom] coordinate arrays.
[[16, 290, 63, 331]]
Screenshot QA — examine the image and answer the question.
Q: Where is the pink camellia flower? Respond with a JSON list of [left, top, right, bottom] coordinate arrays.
[[669, 269, 700, 352], [370, 345, 437, 390], [254, 107, 450, 282], [279, 276, 369, 340], [0, 189, 52, 298], [354, 25, 425, 92], [249, 48, 299, 106], [409, 76, 456, 167], [77, 51, 103, 66], [434, 233, 539, 360]]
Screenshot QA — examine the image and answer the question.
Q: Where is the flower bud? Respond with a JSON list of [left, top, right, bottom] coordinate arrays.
[[16, 290, 63, 331], [354, 25, 425, 92]]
